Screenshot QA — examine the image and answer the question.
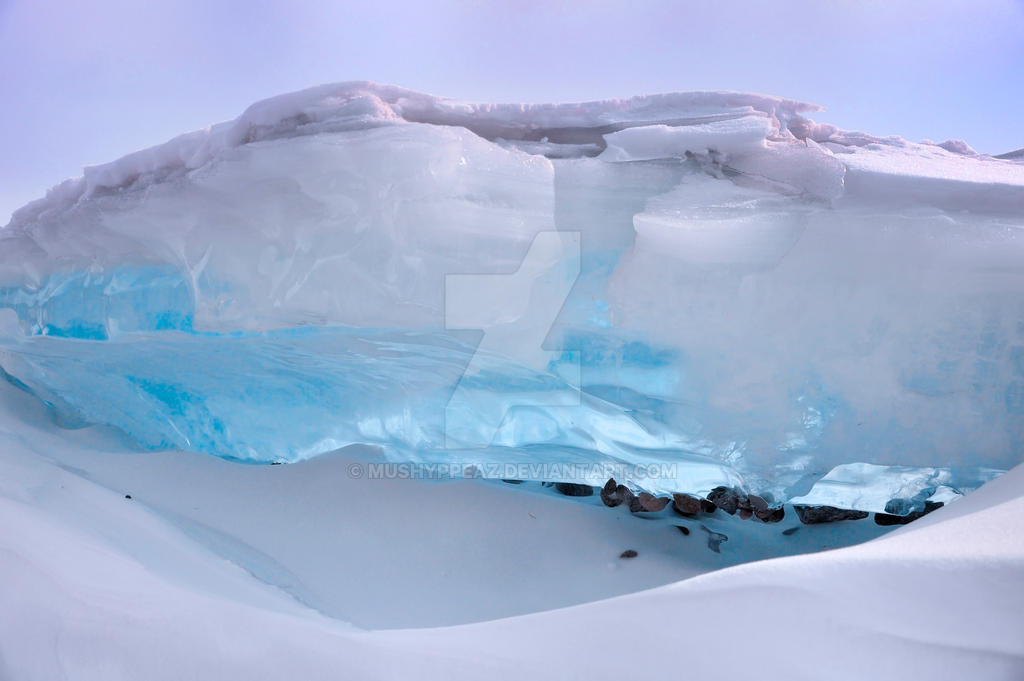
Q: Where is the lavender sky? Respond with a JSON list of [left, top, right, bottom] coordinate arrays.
[[1, 0, 1022, 223]]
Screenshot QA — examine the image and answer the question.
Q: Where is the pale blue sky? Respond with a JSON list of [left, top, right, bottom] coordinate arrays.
[[2, 0, 1022, 223]]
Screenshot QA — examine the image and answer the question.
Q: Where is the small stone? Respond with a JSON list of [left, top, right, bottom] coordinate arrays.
[[633, 492, 669, 513], [676, 525, 690, 535], [873, 513, 908, 526], [707, 486, 742, 515], [620, 549, 638, 559], [501, 479, 523, 484], [874, 500, 944, 526], [739, 508, 753, 520], [600, 478, 624, 507], [672, 493, 702, 516], [270, 461, 282, 466], [124, 494, 132, 500], [756, 506, 786, 523], [794, 505, 868, 524], [554, 482, 594, 497], [747, 494, 769, 513], [700, 498, 718, 514], [781, 527, 799, 536]]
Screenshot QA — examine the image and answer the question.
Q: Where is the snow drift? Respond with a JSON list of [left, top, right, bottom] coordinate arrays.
[[1, 385, 1021, 679]]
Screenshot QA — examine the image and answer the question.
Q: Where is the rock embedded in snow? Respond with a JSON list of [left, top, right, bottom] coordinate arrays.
[[631, 492, 670, 513], [600, 478, 624, 507], [794, 505, 870, 525], [554, 482, 594, 497], [874, 499, 945, 526], [707, 486, 744, 514], [672, 493, 703, 516], [756, 506, 786, 524]]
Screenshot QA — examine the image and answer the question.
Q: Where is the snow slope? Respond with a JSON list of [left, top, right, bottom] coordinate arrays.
[[1, 370, 1021, 679], [0, 377, 888, 630]]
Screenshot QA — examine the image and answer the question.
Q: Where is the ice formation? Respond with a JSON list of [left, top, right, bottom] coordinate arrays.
[[1, 81, 1022, 507]]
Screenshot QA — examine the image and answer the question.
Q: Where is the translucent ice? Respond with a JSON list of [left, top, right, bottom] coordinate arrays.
[[1, 82, 1022, 503]]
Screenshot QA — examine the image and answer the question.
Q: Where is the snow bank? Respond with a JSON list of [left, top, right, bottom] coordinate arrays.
[[1, 372, 1020, 679]]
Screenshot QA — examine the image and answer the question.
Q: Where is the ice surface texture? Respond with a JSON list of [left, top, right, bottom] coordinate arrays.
[[1, 82, 1022, 503]]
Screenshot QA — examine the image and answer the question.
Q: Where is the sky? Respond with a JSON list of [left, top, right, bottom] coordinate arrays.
[[1, 0, 1022, 223]]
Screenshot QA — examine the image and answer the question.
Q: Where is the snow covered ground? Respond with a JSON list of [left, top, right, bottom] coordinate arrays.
[[1, 371, 1021, 679], [0, 377, 890, 630]]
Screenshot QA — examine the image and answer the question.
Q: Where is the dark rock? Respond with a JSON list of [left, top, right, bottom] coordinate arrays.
[[701, 526, 728, 553], [600, 478, 624, 507], [672, 493, 702, 516], [554, 482, 594, 497], [700, 498, 718, 514], [781, 527, 799, 536], [747, 493, 784, 522], [676, 525, 690, 536], [873, 513, 906, 526], [707, 486, 743, 515], [124, 494, 132, 499], [620, 549, 638, 559], [756, 506, 785, 523], [501, 479, 523, 484], [632, 492, 670, 513], [602, 480, 637, 508], [739, 508, 753, 520], [650, 495, 671, 512], [747, 494, 769, 513], [270, 461, 282, 466], [874, 500, 944, 526], [794, 505, 869, 524]]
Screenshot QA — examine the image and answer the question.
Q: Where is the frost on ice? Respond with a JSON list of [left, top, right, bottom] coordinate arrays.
[[1, 81, 1022, 507]]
